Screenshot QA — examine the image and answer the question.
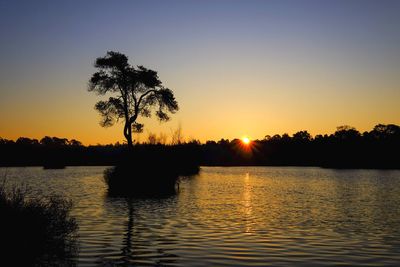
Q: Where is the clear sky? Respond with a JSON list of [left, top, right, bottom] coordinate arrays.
[[1, 0, 399, 144]]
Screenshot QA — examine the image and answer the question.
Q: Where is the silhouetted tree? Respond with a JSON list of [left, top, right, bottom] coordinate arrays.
[[16, 137, 39, 146], [270, 134, 282, 141], [1, 124, 400, 168], [171, 124, 183, 145], [293, 131, 312, 141], [68, 139, 82, 146], [334, 125, 360, 140], [88, 51, 179, 147], [40, 136, 69, 146], [370, 124, 400, 140], [281, 133, 291, 142]]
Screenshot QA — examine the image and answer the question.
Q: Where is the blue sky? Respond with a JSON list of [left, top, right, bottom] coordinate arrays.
[[1, 0, 399, 144]]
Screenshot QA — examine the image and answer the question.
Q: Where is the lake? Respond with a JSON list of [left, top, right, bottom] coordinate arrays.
[[2, 166, 400, 266]]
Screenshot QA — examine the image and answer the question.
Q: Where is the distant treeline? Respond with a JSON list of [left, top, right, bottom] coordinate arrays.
[[1, 124, 399, 169]]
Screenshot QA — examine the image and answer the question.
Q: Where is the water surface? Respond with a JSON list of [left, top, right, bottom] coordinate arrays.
[[2, 166, 400, 266]]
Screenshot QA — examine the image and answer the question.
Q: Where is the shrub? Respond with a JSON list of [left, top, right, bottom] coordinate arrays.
[[0, 180, 78, 266], [104, 146, 200, 197]]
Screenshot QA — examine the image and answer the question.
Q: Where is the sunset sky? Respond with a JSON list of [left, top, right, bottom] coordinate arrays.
[[1, 0, 399, 145]]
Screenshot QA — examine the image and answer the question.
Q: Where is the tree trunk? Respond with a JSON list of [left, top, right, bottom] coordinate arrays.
[[127, 123, 133, 148], [124, 122, 133, 148]]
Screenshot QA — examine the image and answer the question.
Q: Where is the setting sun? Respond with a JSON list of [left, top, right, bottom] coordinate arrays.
[[242, 137, 251, 145]]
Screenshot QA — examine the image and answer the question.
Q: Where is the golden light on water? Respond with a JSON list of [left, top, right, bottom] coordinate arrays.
[[243, 172, 253, 234]]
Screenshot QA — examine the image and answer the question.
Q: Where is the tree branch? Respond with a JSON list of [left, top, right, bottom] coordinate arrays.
[[137, 89, 157, 108]]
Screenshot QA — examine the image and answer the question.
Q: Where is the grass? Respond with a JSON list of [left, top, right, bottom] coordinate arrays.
[[0, 180, 78, 266]]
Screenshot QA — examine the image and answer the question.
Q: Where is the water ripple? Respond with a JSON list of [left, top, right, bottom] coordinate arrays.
[[2, 166, 400, 266]]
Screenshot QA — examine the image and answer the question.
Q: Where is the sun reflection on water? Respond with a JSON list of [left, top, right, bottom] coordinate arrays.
[[243, 172, 253, 234]]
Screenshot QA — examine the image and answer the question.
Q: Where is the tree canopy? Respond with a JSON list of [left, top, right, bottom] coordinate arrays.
[[88, 51, 179, 147]]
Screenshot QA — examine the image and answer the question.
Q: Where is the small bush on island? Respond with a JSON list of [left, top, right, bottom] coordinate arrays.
[[104, 145, 200, 197], [105, 165, 179, 197], [0, 181, 78, 266]]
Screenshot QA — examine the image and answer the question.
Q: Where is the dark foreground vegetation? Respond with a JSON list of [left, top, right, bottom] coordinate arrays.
[[0, 181, 78, 266], [0, 124, 399, 169]]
